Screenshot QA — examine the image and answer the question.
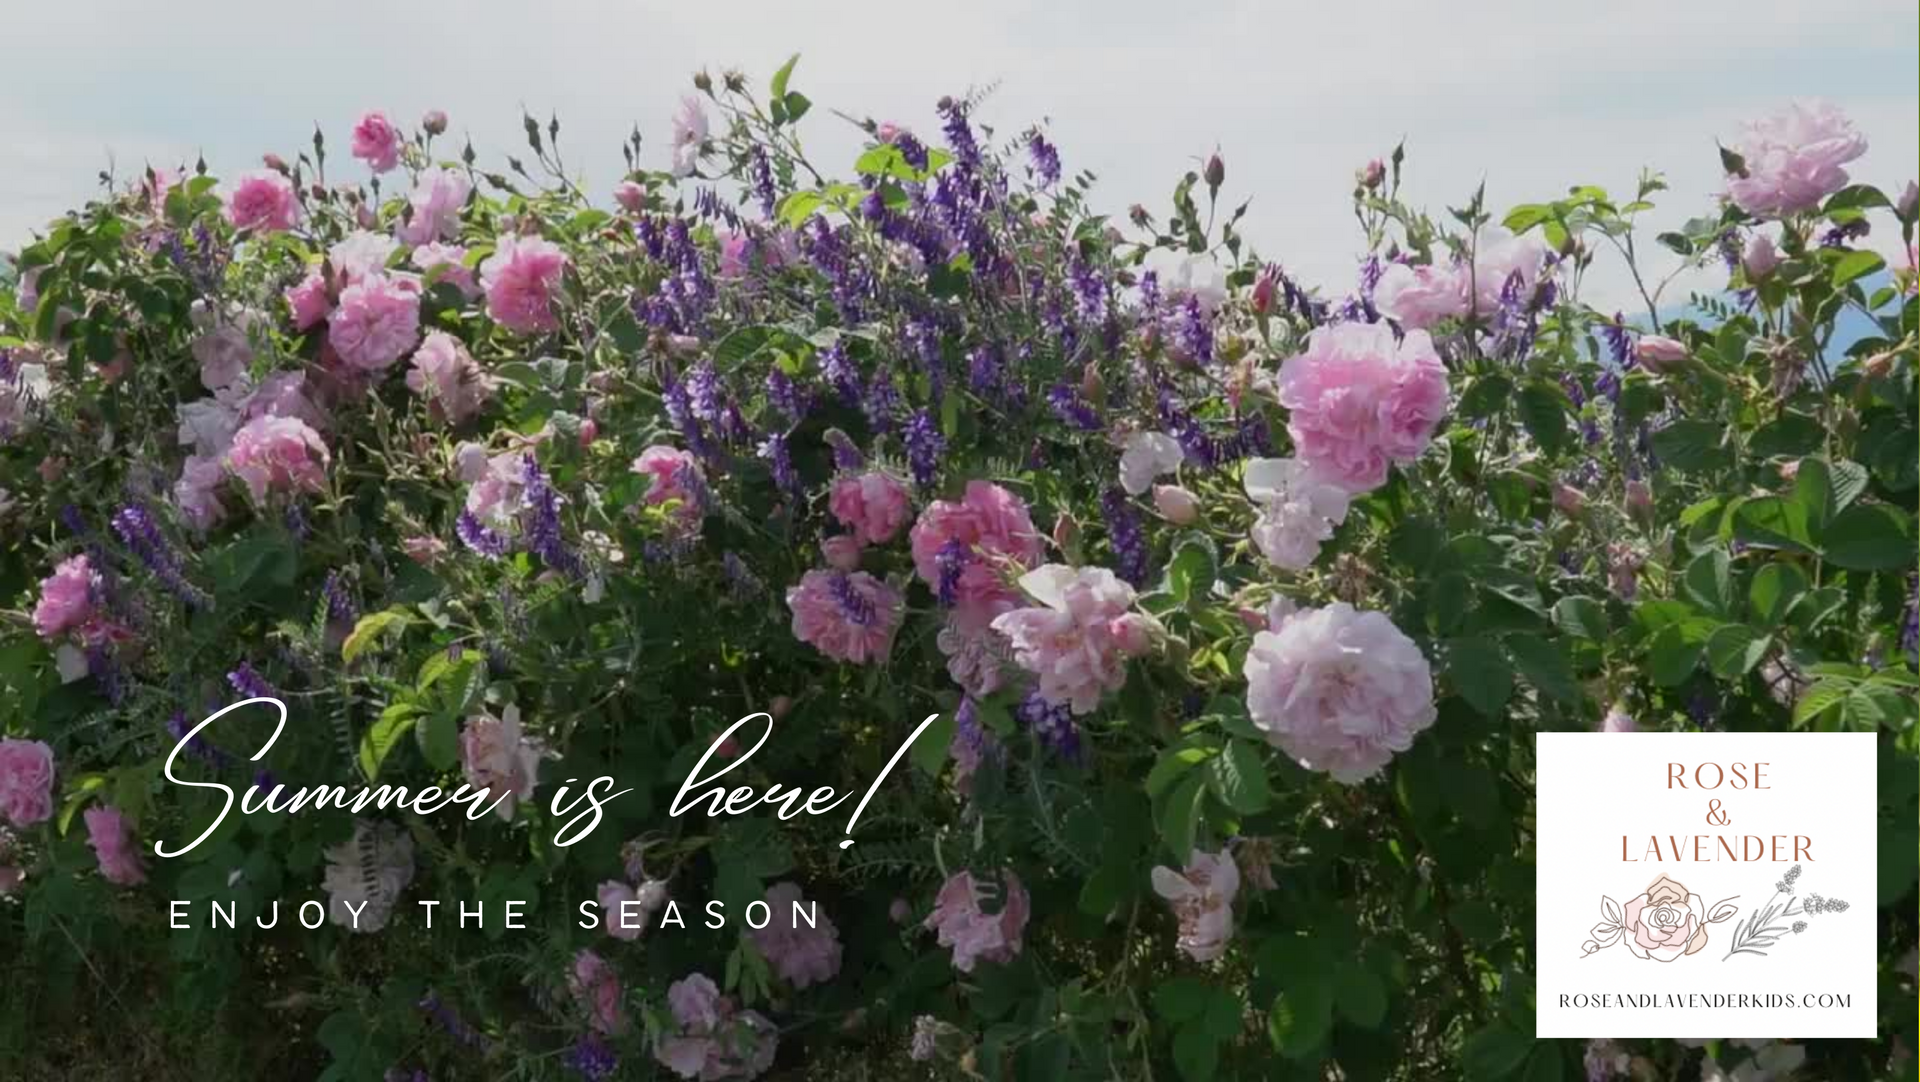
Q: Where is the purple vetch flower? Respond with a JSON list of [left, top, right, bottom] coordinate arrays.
[[820, 340, 862, 407], [1027, 131, 1061, 188], [228, 660, 279, 701], [456, 510, 510, 559], [566, 1034, 618, 1081], [1820, 219, 1869, 249], [167, 710, 235, 767], [1101, 488, 1149, 586], [1901, 575, 1917, 666], [905, 317, 946, 405], [1047, 382, 1101, 431], [758, 432, 802, 501], [87, 641, 127, 705], [938, 96, 981, 172], [320, 569, 359, 639], [110, 504, 206, 609], [748, 146, 778, 218], [284, 502, 311, 542], [934, 539, 969, 608], [1599, 314, 1631, 368], [765, 367, 809, 423], [663, 377, 716, 460], [1069, 260, 1106, 323], [1175, 294, 1214, 363], [829, 570, 877, 627], [823, 428, 866, 472], [520, 455, 582, 577], [864, 368, 901, 433], [722, 550, 765, 601], [904, 408, 945, 489], [1015, 688, 1081, 761], [894, 132, 930, 172]]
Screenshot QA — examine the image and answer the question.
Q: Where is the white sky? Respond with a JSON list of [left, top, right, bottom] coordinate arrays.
[[4, 0, 1915, 311]]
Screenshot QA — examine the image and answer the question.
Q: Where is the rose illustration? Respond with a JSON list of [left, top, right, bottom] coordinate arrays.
[[1578, 877, 1738, 961], [1621, 875, 1708, 961]]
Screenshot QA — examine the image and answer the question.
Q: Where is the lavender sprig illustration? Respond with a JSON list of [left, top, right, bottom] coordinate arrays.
[[1723, 864, 1850, 960]]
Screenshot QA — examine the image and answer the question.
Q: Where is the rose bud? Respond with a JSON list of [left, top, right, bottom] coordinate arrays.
[[613, 180, 647, 214], [1129, 203, 1151, 227], [1153, 484, 1200, 525], [1552, 483, 1586, 517], [888, 898, 912, 924], [1080, 364, 1106, 407], [1251, 267, 1278, 316], [1633, 334, 1689, 372], [769, 695, 794, 720], [1625, 479, 1653, 520], [356, 202, 377, 230], [1203, 151, 1226, 190], [1778, 460, 1801, 483], [1899, 180, 1919, 220], [1357, 158, 1385, 190], [262, 152, 289, 175], [1742, 233, 1781, 280], [421, 109, 449, 135], [578, 418, 598, 447], [1052, 514, 1078, 553], [876, 121, 904, 144], [1108, 613, 1163, 657], [693, 70, 713, 92], [821, 534, 864, 571]]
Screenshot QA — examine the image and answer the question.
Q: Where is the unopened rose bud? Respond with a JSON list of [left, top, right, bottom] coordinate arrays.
[[821, 534, 864, 571], [876, 121, 904, 144], [1203, 151, 1226, 190], [578, 418, 598, 447], [1633, 334, 1689, 372], [36, 457, 65, 483], [422, 109, 449, 135], [1601, 706, 1636, 733], [1357, 158, 1385, 190], [693, 70, 713, 93], [613, 180, 646, 214], [1899, 180, 1919, 220], [1052, 514, 1078, 553], [1251, 268, 1278, 316], [636, 879, 669, 911], [356, 202, 377, 229], [888, 898, 911, 923], [1742, 233, 1781, 281], [1552, 482, 1586, 517], [769, 695, 794, 720], [1625, 479, 1653, 520], [1865, 350, 1896, 378], [310, 183, 327, 201], [1108, 613, 1162, 657], [1129, 203, 1150, 227], [262, 152, 289, 175], [1237, 607, 1267, 630], [1080, 364, 1105, 407], [1153, 484, 1200, 524]]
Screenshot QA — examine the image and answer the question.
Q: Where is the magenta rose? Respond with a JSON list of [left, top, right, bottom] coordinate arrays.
[[1621, 875, 1709, 961], [0, 739, 55, 827]]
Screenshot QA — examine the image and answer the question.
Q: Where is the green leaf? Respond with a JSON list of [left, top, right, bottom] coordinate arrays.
[[1206, 740, 1270, 815], [1747, 413, 1824, 458], [1650, 420, 1728, 473], [1172, 1024, 1220, 1081], [1161, 534, 1219, 606], [1332, 963, 1387, 1028], [782, 92, 812, 124], [910, 712, 956, 778], [358, 703, 420, 780], [1747, 563, 1807, 629], [1681, 549, 1732, 616], [1202, 986, 1245, 1041], [1646, 622, 1706, 686], [769, 53, 799, 100], [1821, 504, 1914, 570], [1793, 457, 1837, 531], [1429, 572, 1472, 634], [1551, 596, 1608, 641], [1146, 738, 1220, 798], [341, 609, 411, 663], [1792, 678, 1852, 727], [1517, 382, 1570, 458], [1732, 496, 1816, 553], [1153, 976, 1212, 1024], [1844, 683, 1910, 731], [1704, 625, 1770, 678], [1268, 980, 1333, 1059], [1831, 249, 1886, 287], [1160, 772, 1207, 861], [417, 709, 461, 771], [1464, 1025, 1535, 1081], [1447, 637, 1514, 717]]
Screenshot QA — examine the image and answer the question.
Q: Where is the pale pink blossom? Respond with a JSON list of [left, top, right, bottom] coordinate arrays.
[[1273, 322, 1449, 493], [599, 879, 667, 941], [669, 96, 709, 178], [613, 180, 647, 213], [225, 170, 300, 232], [350, 110, 403, 173], [406, 330, 491, 423], [1635, 334, 1689, 371], [1602, 707, 1637, 733], [1725, 101, 1868, 218], [459, 703, 545, 820], [286, 274, 331, 330], [1243, 602, 1437, 783], [0, 739, 55, 827], [1153, 484, 1200, 524], [1119, 430, 1184, 495], [1553, 482, 1587, 517], [190, 303, 263, 392], [411, 243, 479, 296], [631, 444, 704, 526], [1244, 457, 1352, 570], [569, 949, 628, 1036], [32, 555, 99, 641], [173, 454, 230, 529], [936, 617, 1011, 697], [1742, 233, 1781, 280], [1373, 261, 1469, 329], [655, 973, 779, 1080], [829, 470, 912, 545], [396, 166, 471, 245], [718, 231, 752, 278], [786, 569, 903, 665], [329, 230, 401, 287], [991, 565, 1160, 714], [242, 371, 326, 430], [1465, 225, 1550, 316], [925, 869, 1030, 972], [83, 805, 147, 886], [480, 233, 568, 334], [748, 881, 843, 989], [1151, 849, 1240, 962], [402, 535, 447, 565], [327, 274, 421, 372]]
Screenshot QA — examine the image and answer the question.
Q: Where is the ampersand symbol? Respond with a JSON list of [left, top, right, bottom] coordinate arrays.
[[1705, 798, 1731, 826]]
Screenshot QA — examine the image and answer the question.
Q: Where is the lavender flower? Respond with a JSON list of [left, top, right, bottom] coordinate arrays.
[[765, 367, 808, 423], [748, 146, 778, 217], [904, 408, 945, 489], [820, 340, 862, 407], [864, 368, 901, 433], [830, 571, 876, 626], [934, 539, 968, 607], [1600, 314, 1631, 368], [455, 510, 510, 559], [521, 456, 582, 577], [228, 661, 279, 701], [1015, 688, 1081, 761], [1046, 382, 1101, 431], [758, 432, 802, 501], [110, 504, 205, 609], [1101, 488, 1149, 586], [1027, 132, 1061, 188], [567, 1035, 618, 1081], [824, 428, 866, 471], [894, 132, 930, 172], [938, 96, 981, 172]]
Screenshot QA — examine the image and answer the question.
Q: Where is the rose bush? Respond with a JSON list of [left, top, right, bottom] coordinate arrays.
[[0, 61, 1915, 1081]]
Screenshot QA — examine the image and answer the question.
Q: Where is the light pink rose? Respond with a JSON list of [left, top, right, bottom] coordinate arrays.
[[242, 371, 326, 430], [613, 180, 647, 213], [1634, 334, 1689, 371], [1244, 457, 1352, 570], [1119, 430, 1184, 495], [991, 564, 1159, 715], [225, 170, 300, 232], [1373, 261, 1468, 329], [909, 481, 1046, 629], [786, 569, 903, 665], [876, 122, 906, 144], [1465, 225, 1550, 316], [459, 703, 544, 820], [655, 972, 780, 1080], [717, 231, 752, 278], [829, 470, 912, 545], [286, 274, 332, 330], [350, 110, 403, 173], [1153, 484, 1200, 525], [0, 739, 55, 827], [669, 96, 709, 178], [327, 273, 421, 372], [631, 444, 704, 527], [1742, 233, 1781, 281], [224, 415, 329, 504], [748, 881, 843, 989], [190, 305, 263, 392], [1602, 707, 1636, 733], [598, 880, 656, 941], [173, 454, 230, 530], [396, 167, 471, 246], [84, 805, 147, 886], [1725, 101, 1867, 218], [412, 243, 479, 296], [1244, 602, 1436, 783], [32, 555, 99, 641], [568, 949, 628, 1035], [329, 230, 400, 288], [1151, 849, 1240, 962], [1274, 322, 1449, 494], [1620, 875, 1709, 961], [924, 869, 1030, 972], [406, 330, 491, 424], [480, 233, 568, 334]]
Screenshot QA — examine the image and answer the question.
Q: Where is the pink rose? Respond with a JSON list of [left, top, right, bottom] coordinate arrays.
[[1602, 707, 1636, 733], [1274, 322, 1449, 494], [328, 273, 421, 372], [286, 273, 332, 330], [669, 96, 708, 178], [1742, 233, 1781, 281], [84, 805, 147, 886], [1152, 483, 1199, 525], [1620, 875, 1709, 961], [411, 243, 479, 296], [1725, 101, 1867, 218], [225, 170, 300, 232], [1466, 225, 1550, 316], [421, 109, 449, 135], [406, 330, 491, 424], [568, 949, 628, 1035], [1244, 602, 1436, 783], [1151, 849, 1240, 962], [1373, 261, 1468, 329], [0, 739, 55, 827], [786, 569, 903, 665], [1553, 482, 1587, 517], [909, 480, 1046, 627], [717, 231, 752, 278], [396, 167, 471, 246], [328, 230, 399, 289], [613, 180, 647, 213], [631, 444, 704, 525], [32, 555, 99, 641], [224, 414, 329, 504], [173, 454, 230, 530], [350, 110, 403, 173], [829, 470, 912, 545], [598, 880, 653, 941], [1634, 334, 1689, 371], [990, 564, 1158, 715], [748, 881, 843, 989], [401, 535, 447, 565], [459, 703, 544, 820], [924, 869, 1030, 972], [479, 233, 568, 334]]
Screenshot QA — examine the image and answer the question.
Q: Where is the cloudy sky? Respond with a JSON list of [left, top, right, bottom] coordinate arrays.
[[4, 0, 1915, 310]]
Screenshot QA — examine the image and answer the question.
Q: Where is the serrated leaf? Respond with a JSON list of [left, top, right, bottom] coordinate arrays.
[[1206, 740, 1270, 815], [1821, 503, 1914, 570], [1551, 596, 1608, 640], [341, 609, 411, 663], [1448, 637, 1513, 717], [1160, 772, 1207, 862], [1646, 622, 1706, 686], [1146, 738, 1220, 798], [1792, 678, 1852, 727], [1747, 563, 1807, 629], [1506, 635, 1580, 704], [1681, 549, 1732, 616], [1704, 625, 1770, 678], [358, 703, 420, 780]]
